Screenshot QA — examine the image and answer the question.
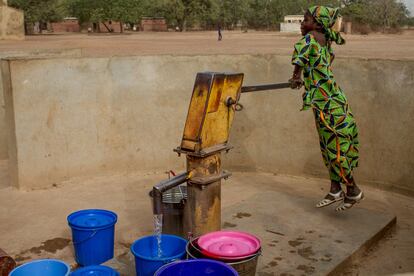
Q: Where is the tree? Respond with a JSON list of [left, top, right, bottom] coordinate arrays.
[[9, 0, 63, 33], [214, 0, 249, 29], [342, 0, 410, 31], [64, 0, 146, 32], [11, 0, 411, 33], [150, 0, 216, 31], [371, 0, 409, 29]]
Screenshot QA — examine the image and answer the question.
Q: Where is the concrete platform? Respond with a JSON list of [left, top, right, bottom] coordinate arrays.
[[222, 192, 395, 275], [0, 172, 398, 275]]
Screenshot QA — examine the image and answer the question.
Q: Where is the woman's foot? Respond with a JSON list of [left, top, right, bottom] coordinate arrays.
[[316, 181, 344, 208], [336, 185, 364, 211], [316, 190, 345, 208]]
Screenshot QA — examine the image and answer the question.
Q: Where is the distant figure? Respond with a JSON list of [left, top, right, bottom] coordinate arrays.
[[289, 6, 363, 211], [218, 24, 222, 41]]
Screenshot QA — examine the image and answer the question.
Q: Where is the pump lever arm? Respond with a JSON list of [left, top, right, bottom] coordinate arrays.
[[241, 82, 292, 93]]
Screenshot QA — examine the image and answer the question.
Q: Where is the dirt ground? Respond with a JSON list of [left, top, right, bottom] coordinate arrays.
[[0, 30, 413, 60]]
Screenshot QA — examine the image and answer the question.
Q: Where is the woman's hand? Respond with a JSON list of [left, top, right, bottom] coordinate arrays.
[[289, 77, 304, 89], [290, 64, 303, 89]]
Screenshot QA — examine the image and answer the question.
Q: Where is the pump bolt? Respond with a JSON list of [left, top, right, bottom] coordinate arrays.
[[226, 97, 236, 107]]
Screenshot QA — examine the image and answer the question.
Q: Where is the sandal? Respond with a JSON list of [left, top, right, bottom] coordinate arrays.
[[316, 191, 345, 208], [336, 191, 364, 211]]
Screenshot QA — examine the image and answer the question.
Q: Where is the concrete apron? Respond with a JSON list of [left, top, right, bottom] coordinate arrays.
[[221, 192, 395, 275], [106, 175, 396, 275], [102, 180, 396, 275], [0, 172, 396, 275]]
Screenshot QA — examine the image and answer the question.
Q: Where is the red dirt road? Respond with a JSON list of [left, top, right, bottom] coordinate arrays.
[[0, 30, 413, 60]]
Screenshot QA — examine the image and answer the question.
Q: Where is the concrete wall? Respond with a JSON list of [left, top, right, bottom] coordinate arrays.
[[0, 49, 82, 161], [0, 68, 6, 159], [2, 55, 413, 194], [0, 6, 24, 40]]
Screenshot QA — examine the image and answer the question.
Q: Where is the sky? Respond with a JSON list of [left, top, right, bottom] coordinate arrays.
[[401, 0, 414, 16]]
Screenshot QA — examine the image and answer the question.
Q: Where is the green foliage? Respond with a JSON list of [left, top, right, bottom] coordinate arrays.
[[401, 12, 414, 26], [148, 0, 219, 30], [63, 0, 146, 25], [8, 0, 63, 23], [8, 0, 412, 32], [342, 0, 410, 29]]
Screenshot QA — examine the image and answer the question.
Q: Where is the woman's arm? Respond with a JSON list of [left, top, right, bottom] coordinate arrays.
[[289, 64, 303, 89]]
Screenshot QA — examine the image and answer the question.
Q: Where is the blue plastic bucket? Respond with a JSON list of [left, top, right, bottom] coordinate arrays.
[[130, 234, 187, 276], [67, 209, 117, 266], [70, 265, 120, 276], [9, 259, 70, 276], [155, 259, 239, 276]]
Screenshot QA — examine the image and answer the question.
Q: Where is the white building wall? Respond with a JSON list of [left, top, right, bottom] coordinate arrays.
[[280, 23, 301, 33]]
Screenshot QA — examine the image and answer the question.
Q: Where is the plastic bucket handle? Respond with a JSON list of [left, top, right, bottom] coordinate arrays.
[[164, 258, 180, 264], [71, 230, 97, 245]]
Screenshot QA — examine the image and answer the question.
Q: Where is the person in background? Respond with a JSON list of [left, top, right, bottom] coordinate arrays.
[[218, 23, 222, 41], [289, 6, 364, 211]]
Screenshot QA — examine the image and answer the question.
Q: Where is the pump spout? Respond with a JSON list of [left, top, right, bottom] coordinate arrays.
[[152, 171, 190, 215]]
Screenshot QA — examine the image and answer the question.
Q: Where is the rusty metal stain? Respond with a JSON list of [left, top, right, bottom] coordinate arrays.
[[207, 75, 225, 114], [182, 73, 213, 146], [194, 194, 221, 236], [200, 73, 243, 149], [184, 153, 222, 237], [186, 153, 221, 177]]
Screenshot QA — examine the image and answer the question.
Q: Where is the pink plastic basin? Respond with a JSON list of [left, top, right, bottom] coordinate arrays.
[[197, 231, 261, 259]]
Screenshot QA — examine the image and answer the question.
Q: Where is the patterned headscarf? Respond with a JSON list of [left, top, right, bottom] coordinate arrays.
[[308, 6, 345, 45]]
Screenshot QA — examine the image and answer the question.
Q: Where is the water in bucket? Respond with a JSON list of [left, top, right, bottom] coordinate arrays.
[[9, 259, 70, 276], [130, 234, 187, 276], [70, 265, 120, 276]]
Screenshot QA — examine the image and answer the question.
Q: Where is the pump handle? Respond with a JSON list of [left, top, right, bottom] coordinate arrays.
[[241, 82, 291, 93]]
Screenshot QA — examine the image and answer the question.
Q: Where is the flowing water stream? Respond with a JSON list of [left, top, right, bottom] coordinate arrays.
[[153, 214, 163, 258]]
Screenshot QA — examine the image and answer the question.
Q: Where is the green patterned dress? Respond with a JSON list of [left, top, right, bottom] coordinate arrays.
[[292, 33, 359, 185]]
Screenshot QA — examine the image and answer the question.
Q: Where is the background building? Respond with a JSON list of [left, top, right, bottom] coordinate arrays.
[[51, 17, 80, 33], [280, 15, 303, 33], [141, 17, 167, 32]]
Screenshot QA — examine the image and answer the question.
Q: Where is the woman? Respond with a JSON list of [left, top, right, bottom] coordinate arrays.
[[290, 6, 363, 211]]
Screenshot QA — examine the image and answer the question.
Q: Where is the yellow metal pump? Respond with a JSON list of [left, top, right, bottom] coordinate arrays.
[[152, 71, 290, 238]]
